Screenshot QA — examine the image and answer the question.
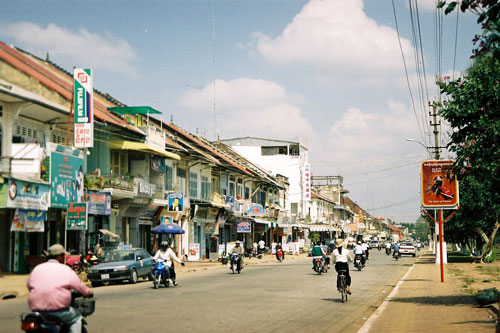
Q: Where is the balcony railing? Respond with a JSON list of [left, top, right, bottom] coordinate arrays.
[[85, 174, 134, 192]]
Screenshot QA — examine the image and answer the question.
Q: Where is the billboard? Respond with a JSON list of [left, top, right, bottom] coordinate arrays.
[[421, 160, 459, 208], [66, 202, 88, 230], [49, 144, 85, 208], [6, 179, 49, 211], [303, 163, 311, 202], [73, 68, 94, 148]]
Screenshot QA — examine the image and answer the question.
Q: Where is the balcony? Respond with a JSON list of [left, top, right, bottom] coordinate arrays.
[[0, 144, 45, 180], [85, 174, 135, 192]]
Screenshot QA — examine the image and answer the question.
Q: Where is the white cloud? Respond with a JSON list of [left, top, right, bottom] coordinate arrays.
[[323, 99, 421, 161], [178, 78, 317, 141], [0, 22, 137, 75], [252, 0, 414, 73]]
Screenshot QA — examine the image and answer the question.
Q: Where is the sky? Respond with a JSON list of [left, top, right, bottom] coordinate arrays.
[[0, 0, 481, 223]]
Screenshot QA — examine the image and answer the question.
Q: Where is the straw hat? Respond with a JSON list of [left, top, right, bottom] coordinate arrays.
[[336, 239, 344, 247]]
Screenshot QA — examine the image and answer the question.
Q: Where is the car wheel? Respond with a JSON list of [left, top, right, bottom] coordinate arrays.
[[148, 272, 154, 281], [91, 281, 103, 287], [412, 253, 416, 257], [129, 269, 138, 284]]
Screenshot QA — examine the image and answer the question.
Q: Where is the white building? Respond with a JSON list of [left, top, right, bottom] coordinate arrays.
[[220, 136, 310, 221]]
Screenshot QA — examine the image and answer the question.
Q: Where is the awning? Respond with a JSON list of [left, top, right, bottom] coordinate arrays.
[[253, 218, 270, 226], [308, 225, 333, 232], [109, 140, 180, 160], [108, 106, 161, 115]]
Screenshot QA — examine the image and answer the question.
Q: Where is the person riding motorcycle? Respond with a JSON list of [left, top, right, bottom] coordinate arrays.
[[320, 241, 331, 269], [230, 241, 244, 270], [385, 241, 392, 254], [311, 241, 326, 270], [153, 241, 184, 286], [393, 242, 401, 258], [361, 240, 369, 259], [331, 239, 353, 294], [353, 241, 365, 266], [27, 244, 93, 333], [275, 243, 285, 261]]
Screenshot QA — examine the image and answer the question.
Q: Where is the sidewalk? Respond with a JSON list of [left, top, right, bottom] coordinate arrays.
[[358, 252, 498, 333], [0, 252, 306, 301]]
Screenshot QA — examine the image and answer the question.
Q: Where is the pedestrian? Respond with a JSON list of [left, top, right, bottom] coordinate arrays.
[[258, 238, 265, 254]]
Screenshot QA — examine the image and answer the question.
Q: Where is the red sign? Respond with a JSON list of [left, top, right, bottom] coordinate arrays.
[[421, 160, 459, 208]]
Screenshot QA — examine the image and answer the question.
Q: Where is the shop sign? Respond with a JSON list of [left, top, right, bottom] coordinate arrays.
[[73, 68, 94, 148], [246, 204, 265, 217], [195, 206, 208, 219], [205, 223, 219, 235], [225, 196, 236, 210], [85, 191, 111, 215], [6, 179, 49, 211], [207, 207, 219, 220], [66, 202, 88, 230], [421, 160, 459, 208], [10, 209, 45, 232], [303, 163, 311, 202], [237, 221, 251, 233], [49, 144, 85, 208], [168, 193, 183, 211], [188, 243, 200, 261], [135, 178, 156, 198]]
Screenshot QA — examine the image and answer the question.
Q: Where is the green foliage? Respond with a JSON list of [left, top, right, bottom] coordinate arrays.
[[309, 233, 320, 243]]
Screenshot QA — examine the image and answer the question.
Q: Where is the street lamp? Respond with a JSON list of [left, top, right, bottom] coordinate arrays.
[[405, 138, 433, 158]]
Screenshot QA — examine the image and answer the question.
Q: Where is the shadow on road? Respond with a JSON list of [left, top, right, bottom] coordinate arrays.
[[388, 294, 476, 306], [401, 278, 433, 282], [321, 298, 345, 303]]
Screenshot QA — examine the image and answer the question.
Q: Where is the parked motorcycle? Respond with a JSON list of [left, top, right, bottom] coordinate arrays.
[[354, 254, 364, 271], [21, 291, 95, 333], [230, 253, 242, 274], [276, 248, 284, 262], [152, 258, 171, 288], [85, 251, 100, 267]]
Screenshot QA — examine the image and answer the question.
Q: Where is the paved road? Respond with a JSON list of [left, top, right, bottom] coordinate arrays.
[[0, 250, 419, 332]]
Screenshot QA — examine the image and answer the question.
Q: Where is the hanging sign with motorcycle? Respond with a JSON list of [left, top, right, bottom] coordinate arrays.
[[421, 160, 459, 208]]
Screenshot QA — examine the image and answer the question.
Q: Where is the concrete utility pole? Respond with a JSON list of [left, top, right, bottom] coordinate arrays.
[[430, 103, 440, 160]]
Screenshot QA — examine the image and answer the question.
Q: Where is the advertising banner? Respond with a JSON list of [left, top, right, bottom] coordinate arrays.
[[66, 202, 88, 230], [86, 191, 111, 215], [10, 209, 45, 232], [237, 221, 251, 233], [188, 243, 200, 261], [205, 223, 218, 235], [73, 68, 94, 148], [421, 160, 459, 208], [7, 179, 49, 211], [303, 163, 311, 202], [246, 204, 265, 217], [49, 144, 85, 208]]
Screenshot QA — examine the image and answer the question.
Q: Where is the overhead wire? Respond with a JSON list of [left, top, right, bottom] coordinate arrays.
[[391, 0, 426, 146]]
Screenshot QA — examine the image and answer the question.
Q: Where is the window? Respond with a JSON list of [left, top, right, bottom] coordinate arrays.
[[244, 186, 250, 200], [236, 179, 243, 199], [189, 172, 198, 198], [229, 182, 235, 197], [177, 168, 186, 195], [110, 150, 128, 176], [261, 146, 288, 156], [201, 176, 210, 200], [165, 165, 174, 191], [289, 144, 300, 156], [291, 203, 298, 215]]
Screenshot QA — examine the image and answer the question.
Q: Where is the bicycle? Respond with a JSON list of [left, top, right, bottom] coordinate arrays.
[[337, 270, 348, 303]]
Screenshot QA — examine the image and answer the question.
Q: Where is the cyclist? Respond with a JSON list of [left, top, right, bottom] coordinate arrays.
[[331, 239, 353, 294]]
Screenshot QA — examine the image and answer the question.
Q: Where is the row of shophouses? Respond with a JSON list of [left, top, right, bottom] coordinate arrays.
[[0, 41, 404, 273]]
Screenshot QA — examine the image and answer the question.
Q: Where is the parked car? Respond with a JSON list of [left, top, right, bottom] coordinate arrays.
[[369, 240, 379, 249], [86, 247, 154, 287], [399, 242, 416, 257]]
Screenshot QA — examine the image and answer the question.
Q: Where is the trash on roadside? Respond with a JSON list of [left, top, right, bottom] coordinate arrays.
[[475, 288, 500, 306]]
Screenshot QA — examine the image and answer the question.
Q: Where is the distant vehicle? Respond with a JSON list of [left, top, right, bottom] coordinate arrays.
[[369, 240, 379, 248], [399, 242, 416, 257], [87, 248, 154, 287]]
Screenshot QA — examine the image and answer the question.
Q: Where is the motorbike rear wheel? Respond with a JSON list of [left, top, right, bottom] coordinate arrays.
[[153, 272, 161, 289]]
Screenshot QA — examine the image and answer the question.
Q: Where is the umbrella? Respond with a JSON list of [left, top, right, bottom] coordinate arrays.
[[152, 223, 185, 234], [99, 229, 120, 239]]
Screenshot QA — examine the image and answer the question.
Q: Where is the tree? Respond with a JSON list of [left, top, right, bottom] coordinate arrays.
[[436, 52, 500, 261]]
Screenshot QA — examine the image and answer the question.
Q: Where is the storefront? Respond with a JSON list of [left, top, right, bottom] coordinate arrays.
[[85, 190, 112, 252], [0, 177, 50, 273]]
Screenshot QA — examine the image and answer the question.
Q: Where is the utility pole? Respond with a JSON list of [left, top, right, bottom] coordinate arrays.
[[429, 103, 441, 159]]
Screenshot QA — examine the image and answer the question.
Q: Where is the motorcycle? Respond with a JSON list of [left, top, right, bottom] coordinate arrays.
[[385, 247, 391, 255], [65, 253, 89, 275], [230, 253, 242, 274], [377, 244, 382, 251], [313, 257, 325, 275], [393, 250, 401, 261], [152, 258, 171, 288], [276, 248, 284, 262], [21, 291, 95, 333], [354, 254, 364, 271]]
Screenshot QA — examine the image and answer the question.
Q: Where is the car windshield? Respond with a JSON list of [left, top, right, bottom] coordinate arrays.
[[401, 242, 413, 246], [103, 250, 135, 262]]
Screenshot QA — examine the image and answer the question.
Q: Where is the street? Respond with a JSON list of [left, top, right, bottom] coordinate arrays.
[[0, 250, 419, 332]]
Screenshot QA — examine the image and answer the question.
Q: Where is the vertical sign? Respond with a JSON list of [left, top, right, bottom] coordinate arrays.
[[66, 202, 88, 230], [73, 68, 94, 148], [421, 160, 459, 208], [303, 163, 311, 202]]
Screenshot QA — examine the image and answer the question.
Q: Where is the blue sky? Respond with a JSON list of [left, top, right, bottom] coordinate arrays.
[[1, 0, 481, 223]]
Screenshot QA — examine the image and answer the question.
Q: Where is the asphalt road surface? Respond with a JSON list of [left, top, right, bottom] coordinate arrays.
[[0, 249, 419, 333]]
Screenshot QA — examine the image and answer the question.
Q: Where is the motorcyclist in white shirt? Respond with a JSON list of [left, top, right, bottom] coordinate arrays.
[[353, 241, 365, 266], [361, 240, 369, 260], [153, 241, 184, 286]]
